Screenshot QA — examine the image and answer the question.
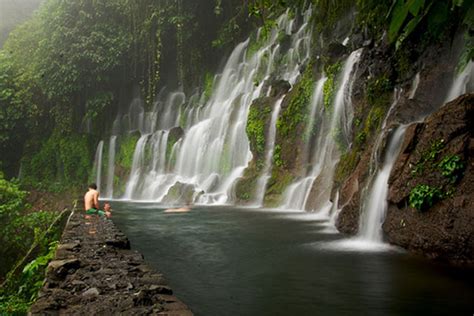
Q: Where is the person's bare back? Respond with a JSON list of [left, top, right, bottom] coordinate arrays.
[[84, 183, 100, 211]]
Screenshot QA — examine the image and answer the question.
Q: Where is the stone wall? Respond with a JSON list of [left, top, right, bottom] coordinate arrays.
[[30, 210, 192, 315]]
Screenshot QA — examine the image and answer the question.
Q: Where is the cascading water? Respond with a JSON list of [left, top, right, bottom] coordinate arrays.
[[281, 49, 363, 211], [357, 125, 407, 242], [124, 135, 149, 199], [92, 140, 104, 191], [351, 58, 474, 245], [105, 136, 116, 198], [445, 60, 473, 103], [96, 7, 313, 204], [253, 97, 284, 206]]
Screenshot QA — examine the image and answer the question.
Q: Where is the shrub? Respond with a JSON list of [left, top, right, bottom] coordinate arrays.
[[409, 184, 442, 211]]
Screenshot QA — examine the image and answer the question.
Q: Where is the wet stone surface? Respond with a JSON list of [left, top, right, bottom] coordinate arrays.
[[30, 211, 192, 315]]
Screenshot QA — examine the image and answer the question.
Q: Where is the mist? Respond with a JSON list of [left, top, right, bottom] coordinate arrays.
[[0, 0, 42, 46]]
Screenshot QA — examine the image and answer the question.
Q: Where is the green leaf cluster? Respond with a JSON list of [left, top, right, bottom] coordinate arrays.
[[438, 154, 465, 183], [409, 184, 442, 211], [246, 103, 272, 161], [387, 0, 468, 50], [277, 65, 314, 138]]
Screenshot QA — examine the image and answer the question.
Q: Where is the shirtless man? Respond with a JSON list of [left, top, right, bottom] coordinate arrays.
[[84, 183, 106, 217]]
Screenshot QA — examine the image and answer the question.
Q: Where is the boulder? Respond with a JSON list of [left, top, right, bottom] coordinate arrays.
[[383, 94, 474, 262]]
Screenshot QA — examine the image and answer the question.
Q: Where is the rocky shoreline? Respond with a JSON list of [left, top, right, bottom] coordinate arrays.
[[30, 210, 192, 315]]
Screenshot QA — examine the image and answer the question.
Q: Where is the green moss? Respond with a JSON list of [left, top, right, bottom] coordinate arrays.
[[272, 144, 283, 168], [203, 72, 214, 101], [366, 75, 392, 107], [334, 149, 359, 187], [246, 103, 271, 162], [235, 163, 259, 202], [116, 133, 140, 172], [264, 170, 294, 207], [276, 65, 314, 138], [323, 61, 342, 111]]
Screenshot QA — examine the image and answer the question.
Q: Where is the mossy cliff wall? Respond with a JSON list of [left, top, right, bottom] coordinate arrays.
[[239, 2, 473, 261]]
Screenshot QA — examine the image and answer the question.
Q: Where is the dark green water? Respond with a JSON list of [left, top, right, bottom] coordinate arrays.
[[111, 202, 473, 316]]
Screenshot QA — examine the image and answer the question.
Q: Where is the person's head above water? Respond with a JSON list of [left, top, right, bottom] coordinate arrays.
[[88, 183, 97, 190]]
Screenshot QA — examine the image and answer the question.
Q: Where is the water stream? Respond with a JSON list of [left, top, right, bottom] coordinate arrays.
[[92, 140, 104, 191], [281, 49, 362, 211], [253, 97, 283, 206], [105, 135, 116, 198], [357, 125, 407, 242]]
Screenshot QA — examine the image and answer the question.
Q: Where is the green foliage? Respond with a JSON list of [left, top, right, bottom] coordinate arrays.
[[412, 139, 444, 175], [277, 66, 314, 137], [0, 175, 27, 226], [0, 174, 58, 278], [366, 75, 392, 106], [334, 148, 359, 186], [203, 72, 215, 101], [355, 1, 391, 38], [312, 0, 354, 34], [85, 92, 113, 120], [21, 132, 91, 190], [116, 134, 140, 171], [246, 103, 271, 160], [409, 184, 442, 211], [0, 241, 58, 315], [437, 154, 465, 182], [323, 62, 342, 111], [387, 0, 465, 49], [273, 144, 283, 168]]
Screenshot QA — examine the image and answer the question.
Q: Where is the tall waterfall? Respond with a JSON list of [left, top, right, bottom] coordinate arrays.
[[105, 136, 116, 198], [281, 49, 363, 211], [98, 8, 312, 204], [253, 97, 284, 206], [92, 140, 104, 192]]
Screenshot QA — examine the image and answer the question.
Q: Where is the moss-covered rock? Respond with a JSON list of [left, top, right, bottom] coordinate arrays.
[[113, 132, 140, 196]]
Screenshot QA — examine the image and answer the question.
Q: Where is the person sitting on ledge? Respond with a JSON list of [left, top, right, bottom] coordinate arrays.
[[84, 183, 111, 218]]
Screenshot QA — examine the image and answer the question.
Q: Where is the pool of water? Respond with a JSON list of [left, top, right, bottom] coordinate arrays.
[[110, 202, 473, 316]]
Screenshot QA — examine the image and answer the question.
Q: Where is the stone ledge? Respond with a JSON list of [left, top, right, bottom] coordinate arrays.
[[30, 210, 193, 315]]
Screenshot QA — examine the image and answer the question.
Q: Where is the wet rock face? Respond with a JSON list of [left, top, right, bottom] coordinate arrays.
[[384, 94, 474, 263], [30, 211, 192, 315]]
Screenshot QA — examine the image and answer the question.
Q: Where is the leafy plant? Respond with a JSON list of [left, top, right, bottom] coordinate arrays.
[[409, 184, 442, 211], [438, 154, 465, 182], [411, 139, 444, 175]]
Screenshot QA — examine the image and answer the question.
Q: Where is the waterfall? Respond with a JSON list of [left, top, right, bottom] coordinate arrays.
[[357, 125, 407, 242], [124, 135, 149, 199], [253, 96, 284, 206], [444, 60, 473, 103], [105, 135, 116, 198], [92, 140, 104, 192], [281, 49, 363, 211], [104, 7, 313, 204]]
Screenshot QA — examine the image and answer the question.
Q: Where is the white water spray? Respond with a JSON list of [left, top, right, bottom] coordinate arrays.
[[92, 140, 104, 192], [105, 136, 116, 198], [281, 49, 363, 211]]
